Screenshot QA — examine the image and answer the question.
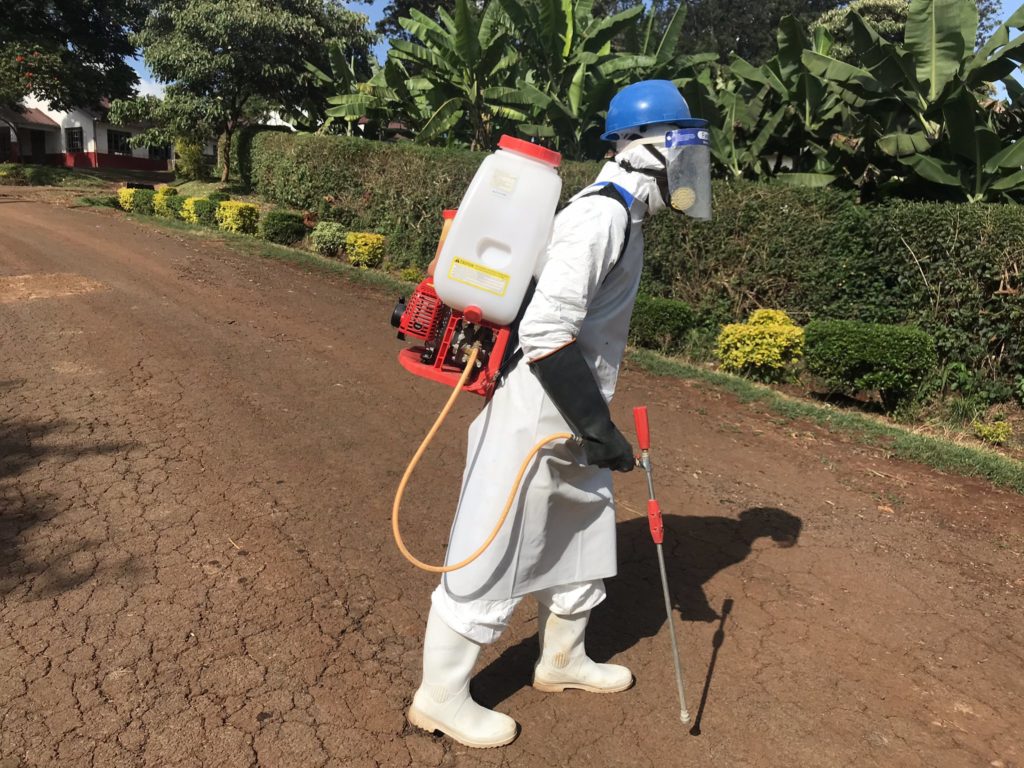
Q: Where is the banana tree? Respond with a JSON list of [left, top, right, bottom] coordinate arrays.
[[678, 64, 788, 181], [728, 18, 846, 186], [484, 0, 717, 159], [903, 83, 1024, 201], [482, 0, 646, 158], [302, 41, 367, 134], [322, 55, 436, 140], [386, 0, 522, 148], [803, 0, 1024, 200]]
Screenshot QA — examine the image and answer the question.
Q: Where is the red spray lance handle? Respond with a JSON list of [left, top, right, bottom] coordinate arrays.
[[633, 406, 651, 451], [633, 406, 664, 545], [647, 500, 664, 545]]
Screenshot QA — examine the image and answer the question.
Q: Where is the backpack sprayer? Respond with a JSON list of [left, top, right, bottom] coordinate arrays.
[[389, 136, 570, 573]]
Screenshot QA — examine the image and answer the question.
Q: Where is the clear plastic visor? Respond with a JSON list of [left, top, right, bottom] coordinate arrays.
[[664, 126, 712, 220]]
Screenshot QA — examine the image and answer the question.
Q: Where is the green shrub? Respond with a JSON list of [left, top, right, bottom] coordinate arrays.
[[248, 133, 1024, 399], [117, 187, 156, 215], [259, 209, 307, 245], [804, 319, 938, 412], [0, 163, 27, 184], [972, 419, 1013, 445], [174, 141, 208, 181], [154, 187, 182, 218], [220, 125, 293, 187], [216, 200, 259, 234], [629, 295, 696, 354], [181, 196, 217, 226], [345, 232, 386, 268], [309, 222, 347, 257], [398, 266, 423, 283], [207, 191, 230, 203], [716, 310, 804, 382]]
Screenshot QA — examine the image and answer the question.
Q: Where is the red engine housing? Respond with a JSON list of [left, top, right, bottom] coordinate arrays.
[[392, 279, 512, 398]]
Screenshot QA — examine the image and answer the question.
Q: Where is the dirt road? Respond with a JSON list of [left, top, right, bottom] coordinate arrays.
[[1, 195, 1021, 768]]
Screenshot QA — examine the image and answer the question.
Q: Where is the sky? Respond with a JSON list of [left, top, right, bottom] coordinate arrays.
[[130, 0, 1022, 96]]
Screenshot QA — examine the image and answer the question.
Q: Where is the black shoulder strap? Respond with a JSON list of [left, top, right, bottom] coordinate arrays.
[[575, 182, 633, 284]]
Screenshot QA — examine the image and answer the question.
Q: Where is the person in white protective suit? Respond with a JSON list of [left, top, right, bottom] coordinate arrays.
[[408, 80, 712, 748]]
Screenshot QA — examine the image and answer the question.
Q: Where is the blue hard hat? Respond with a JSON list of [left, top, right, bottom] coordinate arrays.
[[601, 80, 701, 141]]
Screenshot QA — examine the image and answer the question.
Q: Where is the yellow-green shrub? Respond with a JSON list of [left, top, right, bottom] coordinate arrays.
[[216, 201, 259, 234], [973, 420, 1012, 445], [747, 308, 796, 327], [345, 232, 386, 269], [716, 310, 804, 381], [181, 196, 218, 226], [153, 187, 182, 218], [117, 187, 156, 214]]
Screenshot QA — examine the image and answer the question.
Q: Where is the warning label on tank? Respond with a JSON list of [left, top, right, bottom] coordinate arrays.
[[448, 258, 510, 297], [490, 171, 518, 197]]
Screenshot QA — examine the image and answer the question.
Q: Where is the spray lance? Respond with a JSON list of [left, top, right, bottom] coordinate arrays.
[[634, 405, 691, 725]]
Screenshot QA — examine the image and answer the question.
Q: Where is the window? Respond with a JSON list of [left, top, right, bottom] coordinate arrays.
[[65, 127, 84, 153], [107, 129, 132, 155]]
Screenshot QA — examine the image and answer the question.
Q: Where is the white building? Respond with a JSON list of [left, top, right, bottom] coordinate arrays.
[[0, 96, 170, 171]]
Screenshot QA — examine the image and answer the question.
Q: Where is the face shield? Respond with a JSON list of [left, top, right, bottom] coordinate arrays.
[[663, 125, 712, 220]]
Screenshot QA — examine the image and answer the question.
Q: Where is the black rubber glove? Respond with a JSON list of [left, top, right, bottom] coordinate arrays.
[[530, 342, 635, 472]]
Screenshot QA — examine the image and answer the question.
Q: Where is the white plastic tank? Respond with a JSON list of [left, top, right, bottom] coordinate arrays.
[[432, 135, 562, 326]]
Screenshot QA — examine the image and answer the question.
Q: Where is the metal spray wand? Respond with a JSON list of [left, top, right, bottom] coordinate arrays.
[[633, 405, 691, 725]]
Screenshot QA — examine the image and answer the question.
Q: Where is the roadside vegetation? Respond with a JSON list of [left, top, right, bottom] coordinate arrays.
[[5, 0, 1022, 488], [0, 163, 107, 188], [76, 179, 1024, 493]]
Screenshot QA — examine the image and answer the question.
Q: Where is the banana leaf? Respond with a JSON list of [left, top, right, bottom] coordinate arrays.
[[904, 0, 972, 102]]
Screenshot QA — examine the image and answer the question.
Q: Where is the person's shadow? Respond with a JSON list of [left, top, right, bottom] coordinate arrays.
[[474, 507, 802, 709]]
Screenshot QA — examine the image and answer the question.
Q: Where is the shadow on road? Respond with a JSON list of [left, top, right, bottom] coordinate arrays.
[[474, 507, 802, 709], [0, 415, 131, 596]]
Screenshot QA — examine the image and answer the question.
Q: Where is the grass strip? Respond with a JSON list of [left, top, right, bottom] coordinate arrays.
[[629, 348, 1024, 495], [124, 212, 416, 295], [88, 202, 1024, 495]]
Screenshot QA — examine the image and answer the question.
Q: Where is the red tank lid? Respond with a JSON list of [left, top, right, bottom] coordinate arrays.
[[497, 135, 561, 167], [442, 209, 457, 219]]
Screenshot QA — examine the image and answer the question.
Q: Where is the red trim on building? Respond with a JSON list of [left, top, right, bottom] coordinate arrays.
[[45, 151, 168, 171]]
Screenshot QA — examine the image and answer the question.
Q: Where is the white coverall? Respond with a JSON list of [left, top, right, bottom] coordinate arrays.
[[433, 154, 661, 644]]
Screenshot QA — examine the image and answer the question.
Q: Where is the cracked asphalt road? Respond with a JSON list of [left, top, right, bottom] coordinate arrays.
[[0, 196, 1021, 768]]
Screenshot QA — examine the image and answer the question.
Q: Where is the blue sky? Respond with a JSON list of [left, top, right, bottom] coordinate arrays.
[[131, 0, 1022, 96]]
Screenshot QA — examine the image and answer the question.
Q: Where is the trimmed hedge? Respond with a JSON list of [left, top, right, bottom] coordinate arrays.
[[216, 201, 259, 234], [804, 319, 938, 412], [628, 295, 695, 354], [249, 133, 1024, 401], [154, 187, 182, 218], [345, 232, 386, 268], [182, 197, 217, 226], [118, 187, 155, 215], [310, 222, 347, 257], [259, 209, 306, 245], [716, 309, 804, 382]]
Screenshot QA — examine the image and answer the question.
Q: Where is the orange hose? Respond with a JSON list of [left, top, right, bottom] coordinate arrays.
[[392, 345, 573, 573]]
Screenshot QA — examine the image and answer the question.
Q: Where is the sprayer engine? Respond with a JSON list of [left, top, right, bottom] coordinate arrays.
[[391, 279, 512, 398]]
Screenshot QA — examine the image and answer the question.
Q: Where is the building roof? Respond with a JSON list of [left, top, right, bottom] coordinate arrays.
[[0, 106, 60, 130]]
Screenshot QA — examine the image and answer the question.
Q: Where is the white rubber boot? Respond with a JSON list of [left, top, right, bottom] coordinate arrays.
[[408, 607, 519, 748], [532, 603, 634, 694]]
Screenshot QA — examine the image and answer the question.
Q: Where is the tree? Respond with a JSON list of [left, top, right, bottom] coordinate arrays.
[[677, 0, 846, 64], [357, 0, 457, 40], [813, 0, 910, 60], [135, 0, 375, 182], [804, 0, 1024, 201], [813, 0, 1003, 59], [1, 0, 149, 111]]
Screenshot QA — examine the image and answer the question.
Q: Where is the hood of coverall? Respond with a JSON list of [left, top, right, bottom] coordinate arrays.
[[600, 122, 681, 216]]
